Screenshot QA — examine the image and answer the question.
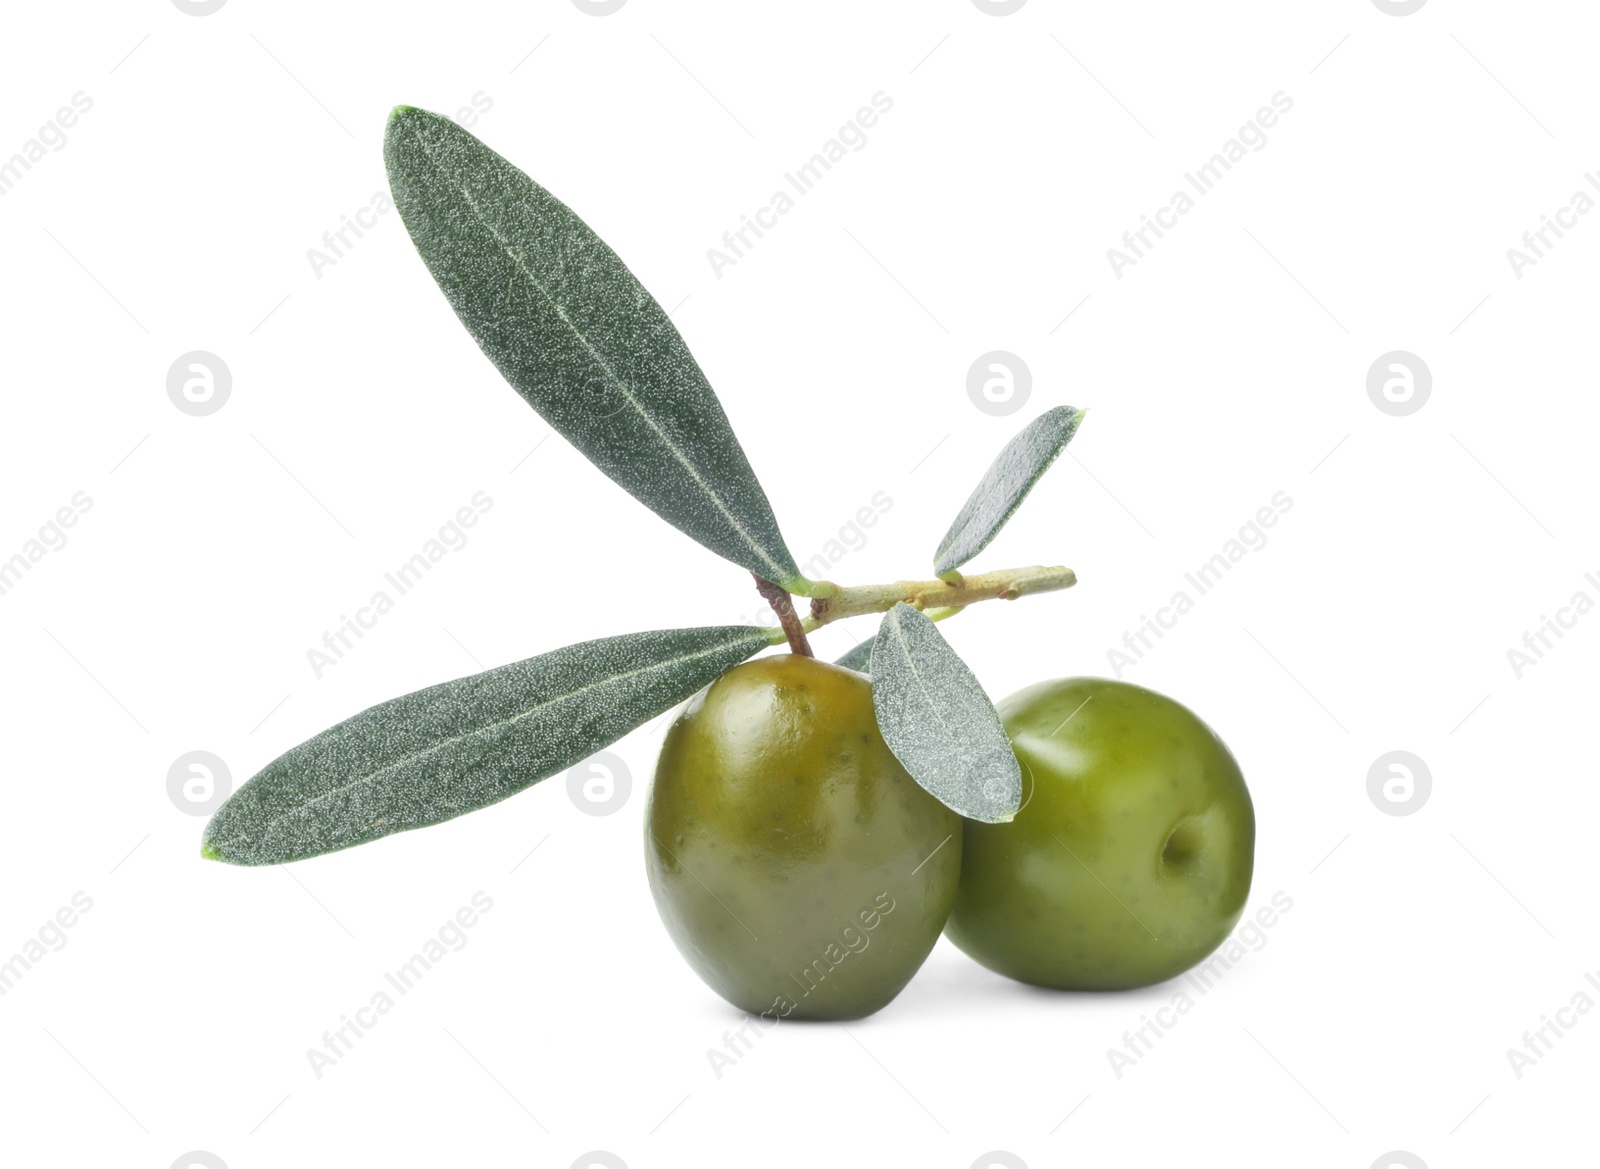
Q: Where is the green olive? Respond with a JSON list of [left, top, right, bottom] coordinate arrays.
[[645, 654, 961, 1020], [945, 677, 1254, 990]]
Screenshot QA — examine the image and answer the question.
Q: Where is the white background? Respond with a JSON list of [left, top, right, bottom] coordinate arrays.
[[1, 1, 1595, 1167]]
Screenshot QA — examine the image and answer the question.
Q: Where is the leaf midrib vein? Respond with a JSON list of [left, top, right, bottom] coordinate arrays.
[[886, 609, 959, 749], [936, 412, 1076, 571], [251, 633, 759, 837], [885, 609, 1015, 813], [404, 121, 788, 581]]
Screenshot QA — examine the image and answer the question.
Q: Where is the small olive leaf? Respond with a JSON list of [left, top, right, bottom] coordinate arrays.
[[383, 107, 806, 592], [869, 603, 1020, 822], [202, 625, 772, 866], [932, 405, 1085, 576], [834, 637, 875, 674]]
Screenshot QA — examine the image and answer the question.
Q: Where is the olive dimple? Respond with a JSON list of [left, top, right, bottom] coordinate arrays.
[[945, 676, 1254, 991]]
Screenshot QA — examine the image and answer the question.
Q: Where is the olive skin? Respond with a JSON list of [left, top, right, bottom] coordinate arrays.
[[945, 678, 1254, 990], [646, 655, 962, 1020]]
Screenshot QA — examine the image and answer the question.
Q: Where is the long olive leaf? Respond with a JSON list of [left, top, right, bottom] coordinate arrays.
[[383, 106, 805, 591], [203, 625, 772, 865], [933, 405, 1084, 575], [869, 603, 1020, 822]]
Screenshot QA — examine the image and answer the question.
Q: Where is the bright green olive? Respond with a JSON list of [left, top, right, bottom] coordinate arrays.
[[945, 677, 1254, 990], [645, 654, 961, 1020]]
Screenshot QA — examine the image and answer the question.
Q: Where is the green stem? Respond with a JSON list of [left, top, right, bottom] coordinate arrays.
[[799, 564, 1075, 633], [786, 576, 839, 599]]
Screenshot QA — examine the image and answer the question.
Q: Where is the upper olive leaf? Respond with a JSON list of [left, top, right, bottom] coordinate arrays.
[[384, 106, 806, 592], [834, 637, 875, 674], [932, 405, 1084, 576], [869, 603, 1020, 822], [202, 625, 773, 865]]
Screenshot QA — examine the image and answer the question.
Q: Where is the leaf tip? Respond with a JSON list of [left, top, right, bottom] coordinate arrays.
[[386, 105, 444, 145], [965, 800, 1019, 825], [200, 815, 240, 864]]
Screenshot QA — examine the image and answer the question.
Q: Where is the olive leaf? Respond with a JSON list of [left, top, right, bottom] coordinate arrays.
[[384, 106, 806, 592], [834, 638, 875, 674], [869, 603, 1020, 822], [933, 405, 1084, 576], [202, 625, 772, 865]]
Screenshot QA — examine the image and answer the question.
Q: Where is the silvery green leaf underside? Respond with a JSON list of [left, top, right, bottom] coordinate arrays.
[[933, 405, 1084, 576], [384, 106, 804, 590], [834, 638, 875, 674], [203, 625, 772, 865], [869, 603, 1020, 822]]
